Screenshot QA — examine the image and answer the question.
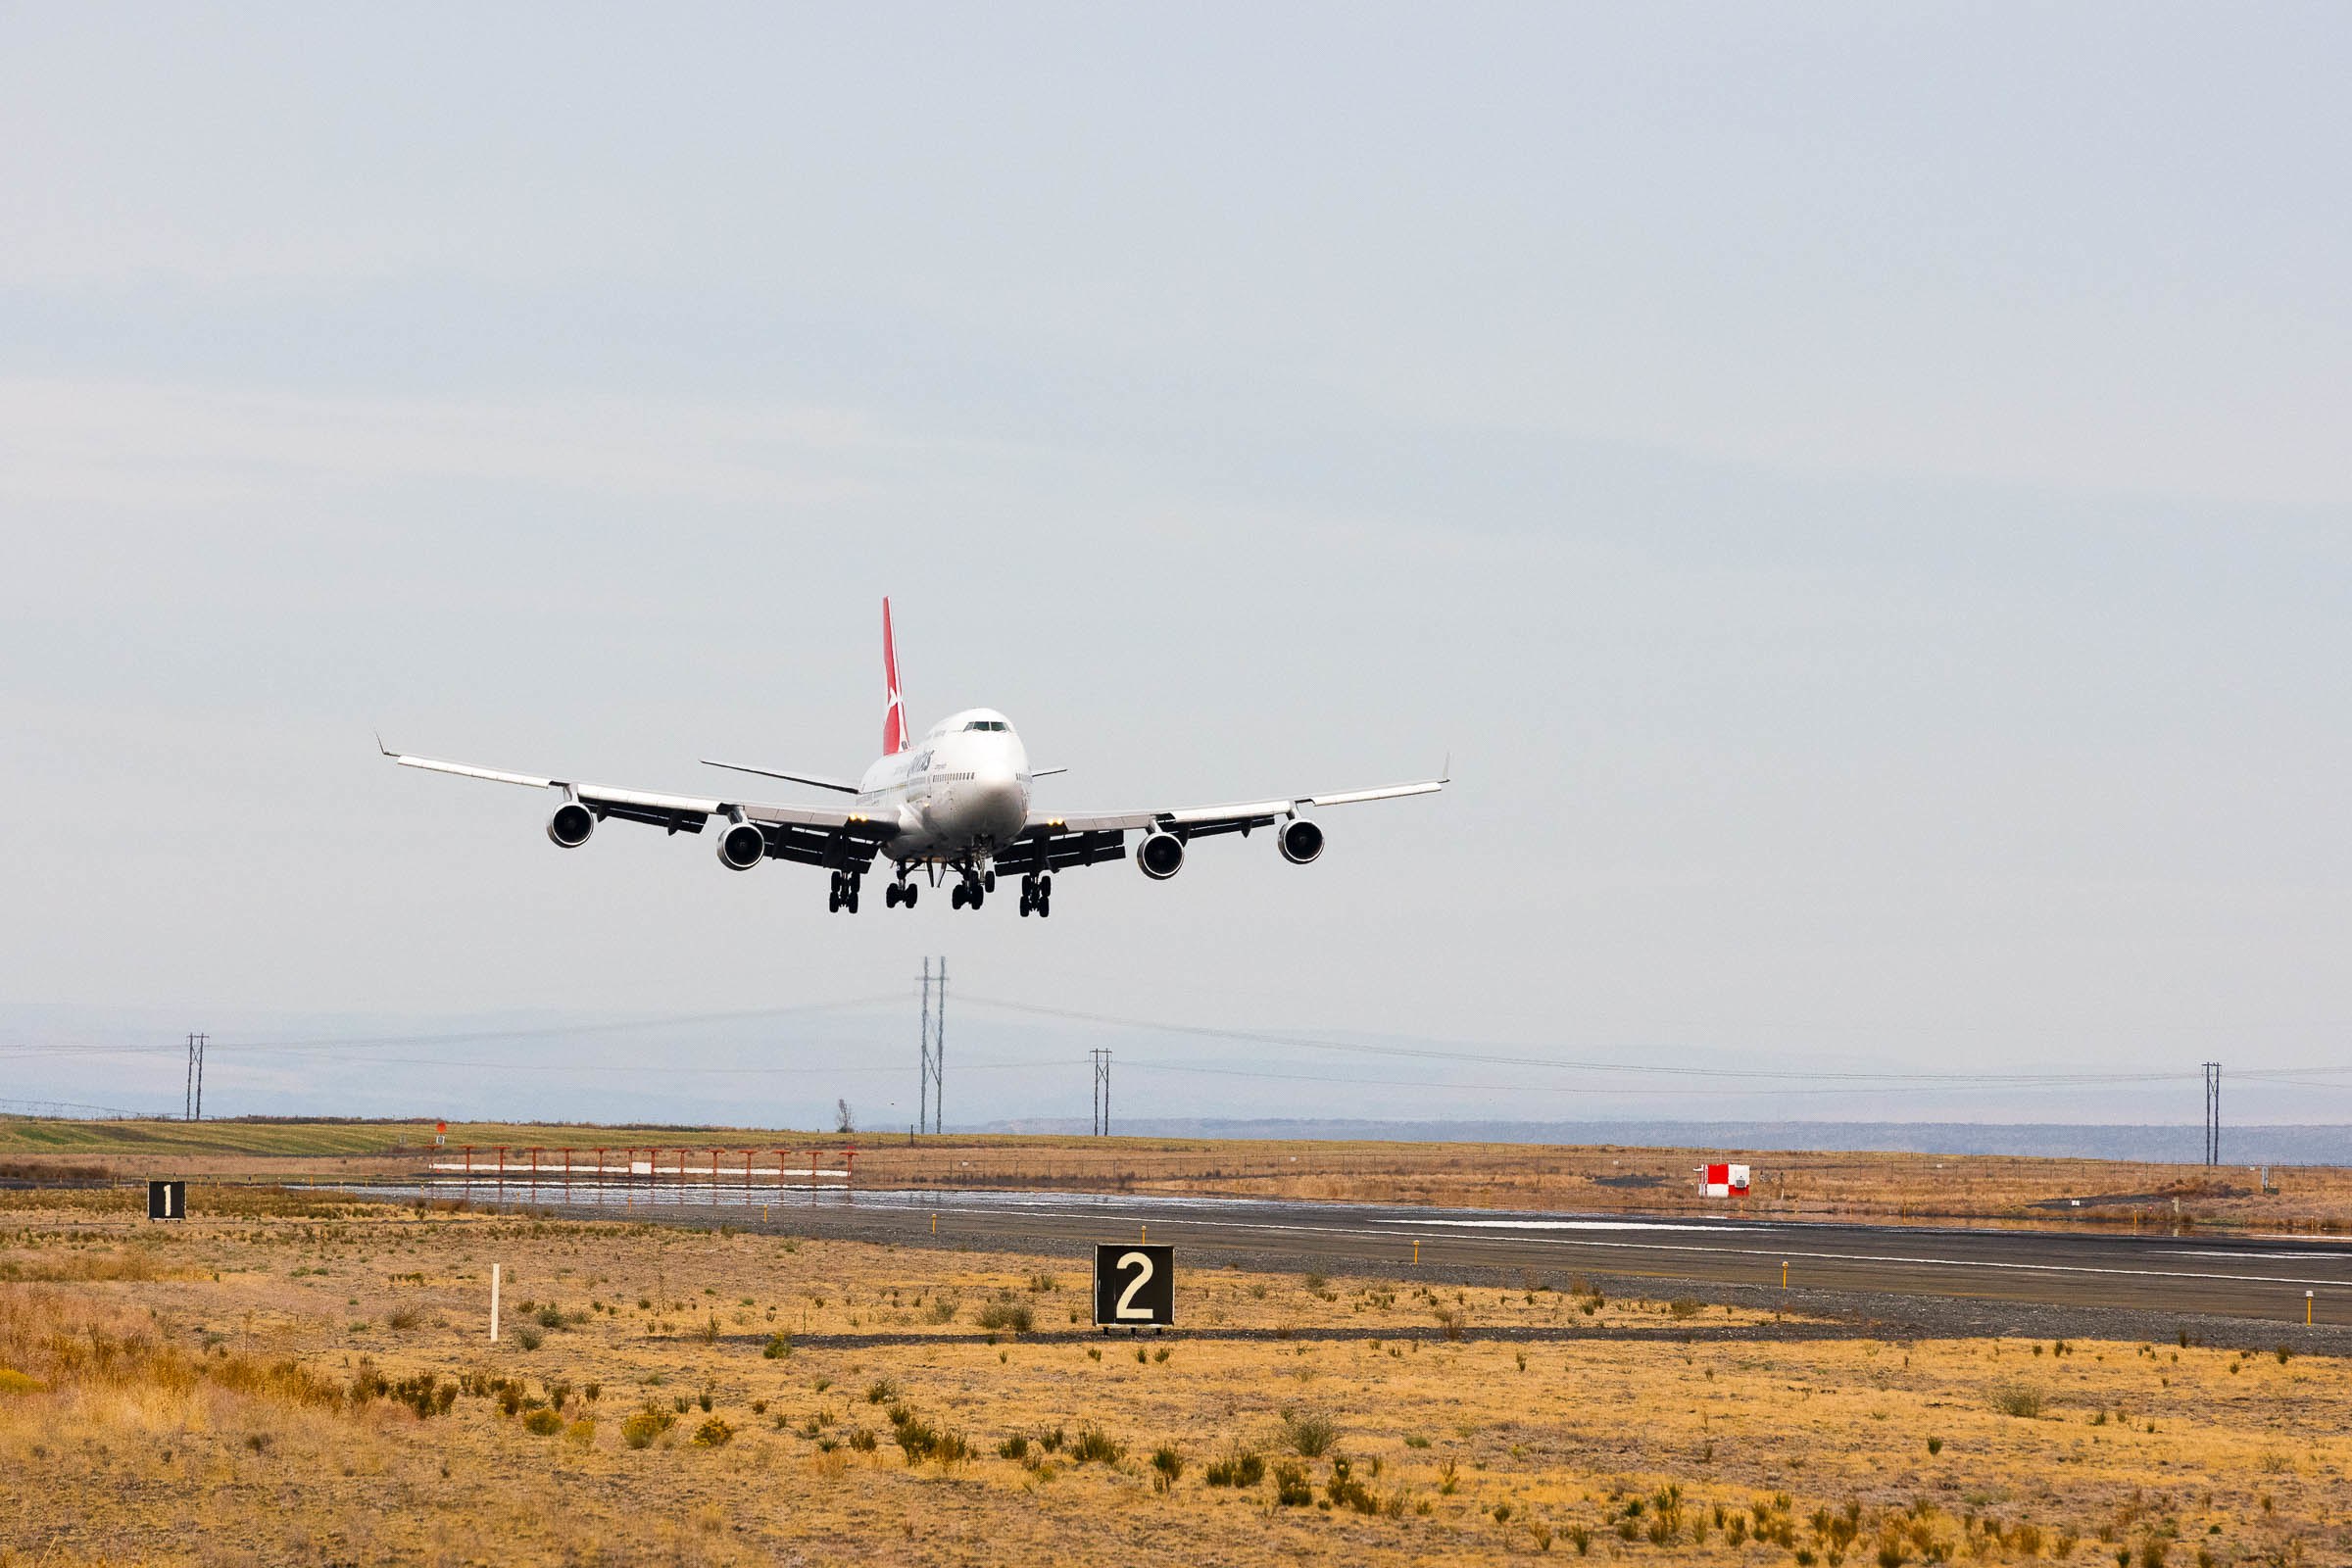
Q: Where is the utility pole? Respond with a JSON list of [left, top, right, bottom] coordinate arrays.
[[183, 1033, 208, 1121], [2203, 1061, 2221, 1167], [1091, 1049, 1111, 1137], [917, 958, 947, 1136]]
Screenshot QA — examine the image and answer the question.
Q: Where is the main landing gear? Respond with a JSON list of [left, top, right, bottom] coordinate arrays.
[[948, 861, 990, 910], [883, 874, 919, 909], [1018, 873, 1053, 918], [827, 870, 861, 913]]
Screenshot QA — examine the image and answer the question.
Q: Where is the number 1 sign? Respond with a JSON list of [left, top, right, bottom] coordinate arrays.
[[1092, 1243, 1175, 1329]]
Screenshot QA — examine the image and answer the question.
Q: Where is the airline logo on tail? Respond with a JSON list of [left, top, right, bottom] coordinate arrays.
[[881, 598, 907, 755]]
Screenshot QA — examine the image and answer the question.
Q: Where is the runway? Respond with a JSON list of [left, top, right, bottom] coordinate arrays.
[[398, 1179, 2352, 1332]]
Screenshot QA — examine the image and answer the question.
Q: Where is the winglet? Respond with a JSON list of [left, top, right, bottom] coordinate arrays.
[[375, 728, 394, 759], [1440, 751, 1450, 784]]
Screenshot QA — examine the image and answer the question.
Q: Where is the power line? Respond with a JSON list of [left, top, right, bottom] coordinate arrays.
[[961, 997, 2211, 1087], [0, 996, 906, 1062]]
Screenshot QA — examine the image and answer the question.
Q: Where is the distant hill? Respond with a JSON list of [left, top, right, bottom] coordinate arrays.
[[970, 1117, 2349, 1165]]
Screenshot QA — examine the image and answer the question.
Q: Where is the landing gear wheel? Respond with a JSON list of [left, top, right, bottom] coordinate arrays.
[[903, 882, 918, 907], [1037, 890, 1051, 918], [951, 884, 967, 910], [983, 870, 997, 893], [885, 883, 902, 908], [845, 878, 860, 913], [968, 887, 983, 909]]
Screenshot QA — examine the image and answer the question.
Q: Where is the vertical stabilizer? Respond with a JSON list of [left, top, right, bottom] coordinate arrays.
[[882, 598, 907, 755]]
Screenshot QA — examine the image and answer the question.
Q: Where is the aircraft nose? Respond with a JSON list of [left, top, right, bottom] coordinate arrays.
[[975, 762, 1025, 831]]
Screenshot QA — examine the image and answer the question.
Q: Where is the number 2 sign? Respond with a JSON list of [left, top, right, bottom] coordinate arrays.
[[1092, 1243, 1174, 1329]]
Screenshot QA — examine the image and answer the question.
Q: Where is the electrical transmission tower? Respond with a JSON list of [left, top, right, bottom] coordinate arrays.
[[918, 958, 947, 1135], [2203, 1061, 2221, 1167], [1091, 1049, 1111, 1137], [183, 1033, 207, 1122]]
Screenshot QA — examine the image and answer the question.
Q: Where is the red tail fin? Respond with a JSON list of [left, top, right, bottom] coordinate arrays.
[[881, 598, 907, 755]]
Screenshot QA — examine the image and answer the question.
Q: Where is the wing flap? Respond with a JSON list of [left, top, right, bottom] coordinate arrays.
[[993, 827, 1128, 876]]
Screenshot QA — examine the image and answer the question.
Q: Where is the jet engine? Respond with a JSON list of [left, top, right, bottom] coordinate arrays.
[[546, 801, 596, 848], [1278, 817, 1324, 865], [1136, 830, 1186, 880], [715, 819, 767, 871]]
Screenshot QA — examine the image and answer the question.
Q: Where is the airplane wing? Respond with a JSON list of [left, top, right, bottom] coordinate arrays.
[[382, 743, 895, 871], [994, 772, 1446, 878]]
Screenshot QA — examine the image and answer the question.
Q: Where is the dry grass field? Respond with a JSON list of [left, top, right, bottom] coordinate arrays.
[[8, 1117, 2352, 1234], [2, 1188, 2346, 1567]]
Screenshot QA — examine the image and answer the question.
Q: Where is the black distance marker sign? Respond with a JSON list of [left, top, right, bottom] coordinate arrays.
[[147, 1180, 185, 1221], [1092, 1244, 1174, 1328]]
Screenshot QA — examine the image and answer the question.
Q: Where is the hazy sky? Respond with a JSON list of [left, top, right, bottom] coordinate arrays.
[[3, 6, 2347, 1129]]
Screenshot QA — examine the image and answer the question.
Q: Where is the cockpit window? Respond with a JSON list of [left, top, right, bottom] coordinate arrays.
[[963, 719, 1006, 731]]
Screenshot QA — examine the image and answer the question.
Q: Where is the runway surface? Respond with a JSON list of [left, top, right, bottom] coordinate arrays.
[[393, 1179, 2352, 1332]]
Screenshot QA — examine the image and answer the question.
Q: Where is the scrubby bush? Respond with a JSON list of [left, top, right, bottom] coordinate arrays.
[[1280, 1408, 1339, 1457], [1989, 1384, 2046, 1418], [621, 1406, 675, 1449], [974, 1296, 1034, 1333], [998, 1434, 1030, 1460], [1273, 1460, 1314, 1506], [1204, 1445, 1264, 1487], [865, 1377, 899, 1403], [391, 1373, 457, 1418], [762, 1332, 792, 1359], [1070, 1425, 1124, 1464], [512, 1327, 544, 1351], [1327, 1455, 1377, 1514], [1151, 1445, 1185, 1492], [892, 1409, 941, 1462], [692, 1417, 734, 1447]]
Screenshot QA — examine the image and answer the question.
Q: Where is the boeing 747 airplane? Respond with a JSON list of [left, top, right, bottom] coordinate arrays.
[[382, 601, 1445, 917]]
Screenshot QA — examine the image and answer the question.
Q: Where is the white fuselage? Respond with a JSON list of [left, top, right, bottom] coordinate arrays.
[[854, 707, 1031, 865]]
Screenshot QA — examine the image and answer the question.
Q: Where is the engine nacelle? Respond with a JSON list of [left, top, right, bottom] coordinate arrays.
[[1136, 830, 1186, 880], [1278, 817, 1324, 865], [547, 801, 595, 849], [715, 819, 767, 871]]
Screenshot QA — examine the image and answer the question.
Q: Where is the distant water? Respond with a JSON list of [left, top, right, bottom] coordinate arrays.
[[970, 1118, 2348, 1166]]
